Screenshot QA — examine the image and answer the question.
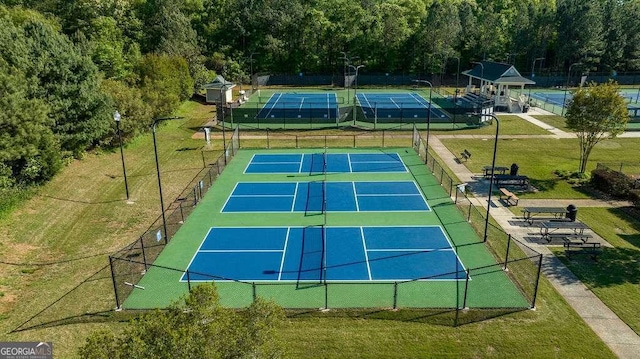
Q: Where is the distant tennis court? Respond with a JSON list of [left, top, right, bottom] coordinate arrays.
[[183, 226, 464, 282], [222, 181, 429, 212], [257, 93, 339, 119], [357, 92, 450, 120], [244, 152, 407, 174]]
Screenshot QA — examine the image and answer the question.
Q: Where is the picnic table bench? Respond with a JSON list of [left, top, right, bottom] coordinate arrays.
[[522, 207, 567, 225], [539, 221, 590, 242], [492, 174, 529, 187], [499, 188, 519, 206], [563, 238, 601, 260], [483, 165, 509, 178]]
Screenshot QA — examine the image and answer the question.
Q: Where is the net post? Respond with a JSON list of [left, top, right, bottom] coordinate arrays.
[[531, 254, 544, 309], [140, 236, 148, 271], [393, 282, 398, 310], [462, 269, 470, 309], [186, 270, 191, 292], [504, 234, 512, 270], [109, 256, 121, 310], [252, 282, 257, 302]]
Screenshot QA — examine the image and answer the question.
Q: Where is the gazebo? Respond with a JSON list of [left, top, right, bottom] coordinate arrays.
[[203, 75, 236, 104], [461, 61, 535, 113]]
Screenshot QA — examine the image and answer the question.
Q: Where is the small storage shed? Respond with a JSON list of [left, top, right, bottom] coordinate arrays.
[[203, 75, 236, 104]]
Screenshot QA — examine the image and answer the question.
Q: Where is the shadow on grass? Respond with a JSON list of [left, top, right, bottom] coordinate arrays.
[[284, 307, 529, 327], [558, 246, 640, 288], [529, 178, 561, 192]]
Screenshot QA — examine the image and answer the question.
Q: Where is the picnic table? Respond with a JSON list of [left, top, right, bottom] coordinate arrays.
[[492, 174, 529, 187], [482, 165, 509, 178], [539, 221, 590, 242], [522, 207, 566, 225]]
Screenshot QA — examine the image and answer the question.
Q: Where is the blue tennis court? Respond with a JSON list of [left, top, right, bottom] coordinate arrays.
[[245, 152, 407, 174], [182, 226, 466, 282], [222, 181, 429, 212], [532, 91, 640, 110], [356, 93, 450, 120], [257, 93, 339, 119]]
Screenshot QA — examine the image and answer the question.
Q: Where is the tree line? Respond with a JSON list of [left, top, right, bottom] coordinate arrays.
[[1, 0, 640, 193]]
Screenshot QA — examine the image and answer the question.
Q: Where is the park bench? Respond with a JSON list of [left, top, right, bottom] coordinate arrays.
[[492, 174, 529, 188], [499, 187, 519, 206], [563, 238, 601, 260], [459, 149, 472, 162]]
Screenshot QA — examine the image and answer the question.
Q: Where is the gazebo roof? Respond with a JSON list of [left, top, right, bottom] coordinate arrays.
[[202, 75, 236, 89], [462, 61, 535, 85]]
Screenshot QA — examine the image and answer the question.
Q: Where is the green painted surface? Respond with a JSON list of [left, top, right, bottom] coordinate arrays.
[[124, 148, 529, 309]]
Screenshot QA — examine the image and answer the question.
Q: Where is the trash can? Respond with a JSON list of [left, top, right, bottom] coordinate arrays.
[[566, 204, 578, 221], [523, 105, 530, 113], [510, 163, 519, 176]]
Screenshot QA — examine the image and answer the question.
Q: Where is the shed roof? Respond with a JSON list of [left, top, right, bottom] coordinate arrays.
[[202, 75, 236, 89], [462, 61, 535, 85]]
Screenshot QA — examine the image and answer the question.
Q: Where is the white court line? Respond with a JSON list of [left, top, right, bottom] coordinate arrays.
[[409, 92, 429, 108], [360, 227, 372, 280], [366, 248, 453, 252], [347, 153, 354, 172], [263, 93, 283, 119], [231, 194, 295, 197], [299, 97, 305, 110], [220, 182, 240, 213], [291, 183, 299, 212], [352, 181, 360, 211], [199, 249, 283, 253], [390, 97, 400, 109], [278, 228, 291, 281]]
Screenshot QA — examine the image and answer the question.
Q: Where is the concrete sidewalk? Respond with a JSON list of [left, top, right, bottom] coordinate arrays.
[[427, 115, 640, 358]]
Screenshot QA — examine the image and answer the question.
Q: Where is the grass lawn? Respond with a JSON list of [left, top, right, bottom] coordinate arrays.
[[439, 137, 640, 198], [551, 207, 640, 335], [0, 100, 624, 357], [531, 115, 573, 132]]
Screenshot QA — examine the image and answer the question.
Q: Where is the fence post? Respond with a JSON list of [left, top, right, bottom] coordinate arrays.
[[531, 255, 544, 309], [504, 234, 512, 270], [201, 151, 206, 168], [393, 282, 398, 310], [324, 282, 329, 310], [252, 282, 257, 302], [296, 136, 298, 149], [186, 270, 191, 291], [382, 130, 385, 147], [179, 201, 185, 223], [109, 256, 121, 310], [266, 129, 270, 149], [462, 269, 470, 309], [324, 135, 327, 148], [140, 236, 148, 271], [467, 205, 472, 222], [353, 135, 356, 148]]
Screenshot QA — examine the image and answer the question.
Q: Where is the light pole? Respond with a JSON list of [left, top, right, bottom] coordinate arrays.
[[341, 54, 359, 104], [219, 84, 232, 164], [249, 52, 259, 91], [152, 116, 182, 244], [113, 111, 130, 201], [562, 62, 582, 115], [471, 61, 484, 95], [349, 64, 364, 125], [413, 80, 433, 151], [453, 56, 460, 90], [529, 57, 545, 101], [469, 112, 500, 243]]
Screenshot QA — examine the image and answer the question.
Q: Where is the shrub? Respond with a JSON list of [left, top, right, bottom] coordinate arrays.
[[591, 167, 633, 198]]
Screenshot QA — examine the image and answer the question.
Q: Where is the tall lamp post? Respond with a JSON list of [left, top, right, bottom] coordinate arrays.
[[219, 84, 232, 164], [529, 57, 545, 101], [349, 64, 364, 125], [453, 56, 460, 90], [471, 61, 484, 95], [562, 62, 582, 115], [340, 54, 359, 104], [470, 112, 500, 243], [249, 52, 259, 91], [113, 111, 130, 201], [413, 80, 433, 151], [152, 116, 182, 244]]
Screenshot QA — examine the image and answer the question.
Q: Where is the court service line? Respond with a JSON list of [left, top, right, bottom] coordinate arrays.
[[360, 227, 372, 280], [219, 183, 240, 212], [352, 181, 360, 211], [263, 93, 283, 119], [390, 97, 400, 109], [199, 249, 283, 253], [299, 97, 305, 110], [360, 93, 374, 110], [409, 92, 429, 108], [366, 248, 453, 252], [278, 228, 291, 281], [291, 183, 299, 212], [347, 153, 354, 172]]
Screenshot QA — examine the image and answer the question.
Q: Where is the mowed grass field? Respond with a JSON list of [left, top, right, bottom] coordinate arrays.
[[0, 99, 629, 357]]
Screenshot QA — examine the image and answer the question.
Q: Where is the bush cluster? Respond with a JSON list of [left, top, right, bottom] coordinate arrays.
[[590, 167, 634, 200]]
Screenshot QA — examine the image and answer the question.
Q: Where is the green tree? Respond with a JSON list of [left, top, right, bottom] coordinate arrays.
[[101, 79, 153, 147], [556, 0, 605, 68], [136, 54, 194, 118], [78, 283, 286, 359], [565, 80, 629, 174]]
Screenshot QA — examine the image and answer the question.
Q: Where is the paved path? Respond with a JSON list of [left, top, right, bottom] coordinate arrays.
[[427, 109, 640, 358]]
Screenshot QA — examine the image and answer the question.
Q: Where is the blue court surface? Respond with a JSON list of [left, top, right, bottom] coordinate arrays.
[[532, 91, 640, 110], [244, 152, 407, 174], [356, 93, 450, 120], [222, 181, 429, 212], [182, 226, 466, 282], [257, 93, 339, 119]]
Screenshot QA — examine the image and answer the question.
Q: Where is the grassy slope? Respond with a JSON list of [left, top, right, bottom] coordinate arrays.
[[0, 101, 617, 357]]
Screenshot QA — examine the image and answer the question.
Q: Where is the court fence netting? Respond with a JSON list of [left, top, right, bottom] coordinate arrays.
[[107, 125, 542, 314]]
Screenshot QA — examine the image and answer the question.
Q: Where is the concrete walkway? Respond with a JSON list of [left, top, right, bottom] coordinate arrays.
[[427, 109, 640, 358]]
